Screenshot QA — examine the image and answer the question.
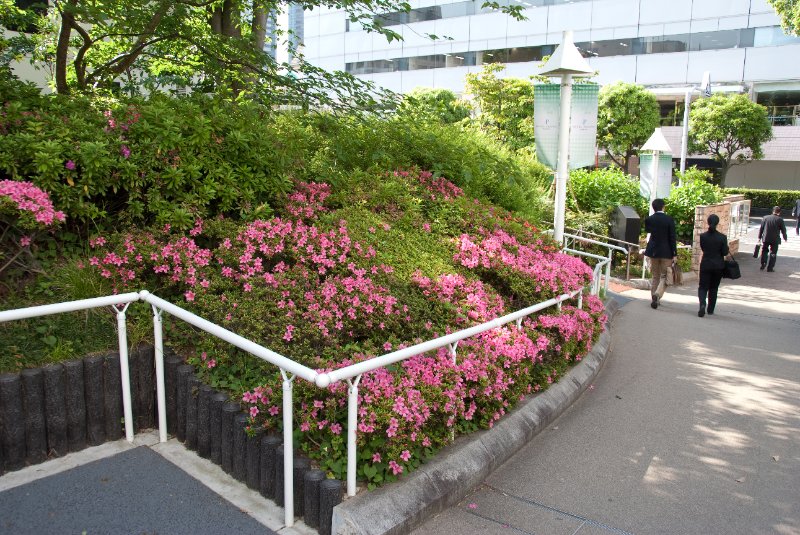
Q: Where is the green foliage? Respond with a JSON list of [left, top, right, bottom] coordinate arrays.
[[723, 187, 800, 210], [688, 94, 773, 186], [767, 0, 800, 35], [464, 64, 536, 151], [302, 113, 553, 222], [596, 82, 660, 174], [666, 176, 724, 241], [568, 167, 648, 218], [398, 88, 472, 124]]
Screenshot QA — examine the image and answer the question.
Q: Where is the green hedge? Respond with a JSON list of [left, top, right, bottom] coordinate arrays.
[[0, 70, 552, 233], [724, 188, 800, 210]]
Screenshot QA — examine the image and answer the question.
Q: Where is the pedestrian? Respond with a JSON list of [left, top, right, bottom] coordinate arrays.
[[792, 198, 800, 236], [697, 214, 730, 317], [644, 198, 677, 309], [758, 206, 788, 272]]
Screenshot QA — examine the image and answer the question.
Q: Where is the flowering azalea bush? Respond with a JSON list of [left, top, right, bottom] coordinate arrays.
[[84, 168, 607, 488], [0, 180, 65, 279]]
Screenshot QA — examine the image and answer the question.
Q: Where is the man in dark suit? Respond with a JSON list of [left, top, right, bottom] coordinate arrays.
[[792, 198, 800, 236], [758, 206, 788, 272], [644, 198, 678, 309]]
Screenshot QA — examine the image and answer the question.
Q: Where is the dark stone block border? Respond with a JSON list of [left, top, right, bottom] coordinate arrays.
[[331, 297, 625, 535]]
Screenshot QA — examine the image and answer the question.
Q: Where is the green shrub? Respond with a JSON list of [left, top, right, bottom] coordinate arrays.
[[723, 187, 800, 210], [666, 177, 724, 241], [568, 167, 648, 219]]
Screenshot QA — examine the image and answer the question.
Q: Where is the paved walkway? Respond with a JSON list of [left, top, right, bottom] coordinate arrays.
[[412, 219, 800, 535]]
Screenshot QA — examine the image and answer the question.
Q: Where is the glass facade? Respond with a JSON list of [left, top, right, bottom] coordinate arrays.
[[346, 26, 800, 75], [364, 0, 586, 30]]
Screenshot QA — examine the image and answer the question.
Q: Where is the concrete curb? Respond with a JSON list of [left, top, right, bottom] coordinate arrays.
[[331, 297, 626, 535]]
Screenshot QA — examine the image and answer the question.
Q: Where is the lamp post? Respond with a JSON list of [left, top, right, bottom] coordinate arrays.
[[539, 31, 594, 244], [679, 71, 711, 175], [641, 127, 673, 215]]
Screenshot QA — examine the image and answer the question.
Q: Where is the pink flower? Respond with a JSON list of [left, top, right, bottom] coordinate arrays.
[[400, 450, 411, 462], [468, 503, 478, 510], [120, 145, 131, 159], [184, 290, 195, 302], [65, 160, 76, 170], [19, 235, 32, 247], [330, 423, 342, 435], [250, 406, 260, 418], [388, 460, 403, 475], [372, 452, 381, 463], [207, 359, 216, 369]]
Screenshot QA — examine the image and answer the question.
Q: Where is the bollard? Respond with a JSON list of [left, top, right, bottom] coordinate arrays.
[[43, 364, 68, 457], [175, 365, 193, 442], [259, 435, 282, 499], [220, 402, 239, 473], [209, 392, 227, 464], [21, 368, 48, 464], [185, 375, 199, 450], [293, 457, 311, 517], [63, 359, 87, 452], [83, 355, 106, 446], [246, 427, 265, 490], [274, 445, 285, 507], [196, 385, 213, 458], [103, 353, 123, 441], [164, 355, 182, 435], [303, 470, 327, 528], [319, 479, 343, 535], [1, 373, 26, 471], [136, 344, 155, 430], [232, 413, 249, 482]]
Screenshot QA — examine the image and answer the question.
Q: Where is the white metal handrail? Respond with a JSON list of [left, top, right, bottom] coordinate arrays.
[[0, 263, 604, 526]]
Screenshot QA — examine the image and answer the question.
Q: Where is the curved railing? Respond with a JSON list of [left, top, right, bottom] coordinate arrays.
[[0, 260, 607, 527]]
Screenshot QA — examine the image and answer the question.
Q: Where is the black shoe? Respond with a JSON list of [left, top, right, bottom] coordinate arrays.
[[767, 268, 774, 272], [707, 310, 714, 315], [760, 263, 766, 270], [651, 296, 658, 309], [698, 306, 705, 317]]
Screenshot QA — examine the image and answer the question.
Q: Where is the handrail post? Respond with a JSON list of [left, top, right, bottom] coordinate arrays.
[[114, 304, 135, 442], [152, 305, 168, 443], [605, 250, 611, 295], [282, 371, 295, 526], [578, 289, 583, 309], [347, 375, 362, 497]]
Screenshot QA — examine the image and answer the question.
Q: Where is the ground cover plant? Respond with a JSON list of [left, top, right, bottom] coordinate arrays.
[[83, 169, 607, 488]]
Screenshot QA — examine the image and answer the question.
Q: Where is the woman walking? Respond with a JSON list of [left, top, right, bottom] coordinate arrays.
[[698, 214, 730, 317]]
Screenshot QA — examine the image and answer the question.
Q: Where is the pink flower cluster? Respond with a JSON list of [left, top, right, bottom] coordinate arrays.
[[411, 271, 505, 325], [392, 169, 464, 201], [0, 180, 66, 226], [454, 228, 592, 298], [285, 181, 331, 219]]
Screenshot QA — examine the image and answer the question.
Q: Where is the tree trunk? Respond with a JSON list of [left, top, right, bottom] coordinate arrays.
[[251, 2, 268, 52], [55, 1, 79, 94]]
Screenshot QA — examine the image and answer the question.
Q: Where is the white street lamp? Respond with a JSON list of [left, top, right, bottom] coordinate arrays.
[[539, 31, 594, 244], [641, 127, 673, 215]]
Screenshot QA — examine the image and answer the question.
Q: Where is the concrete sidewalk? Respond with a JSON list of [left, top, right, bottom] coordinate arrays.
[[412, 224, 800, 534]]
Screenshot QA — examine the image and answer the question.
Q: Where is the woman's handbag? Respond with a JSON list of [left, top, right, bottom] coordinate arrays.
[[671, 261, 683, 286], [753, 243, 761, 258], [722, 258, 741, 280]]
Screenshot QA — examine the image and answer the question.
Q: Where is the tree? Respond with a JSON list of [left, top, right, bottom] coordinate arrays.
[[2, 0, 526, 111], [767, 0, 800, 35], [464, 64, 536, 151], [688, 93, 773, 186], [397, 87, 471, 124], [596, 82, 660, 174]]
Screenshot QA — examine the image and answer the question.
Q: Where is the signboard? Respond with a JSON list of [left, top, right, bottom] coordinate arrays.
[[639, 153, 673, 200], [534, 83, 599, 170]]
